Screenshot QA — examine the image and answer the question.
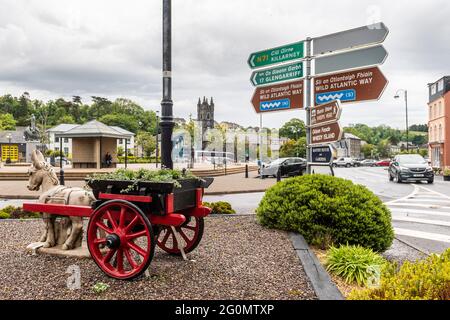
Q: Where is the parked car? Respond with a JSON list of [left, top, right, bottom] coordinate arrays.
[[260, 158, 307, 178], [388, 154, 434, 184], [359, 159, 378, 167], [376, 159, 391, 167], [332, 157, 356, 168]]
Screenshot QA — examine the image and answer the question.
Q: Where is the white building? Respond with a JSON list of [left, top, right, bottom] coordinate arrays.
[[47, 123, 135, 156]]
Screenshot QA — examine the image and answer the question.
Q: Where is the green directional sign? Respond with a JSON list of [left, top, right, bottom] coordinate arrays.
[[250, 62, 304, 87], [248, 42, 304, 69]]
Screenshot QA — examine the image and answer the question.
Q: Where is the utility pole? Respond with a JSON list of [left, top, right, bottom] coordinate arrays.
[[160, 0, 174, 169], [405, 90, 409, 153]]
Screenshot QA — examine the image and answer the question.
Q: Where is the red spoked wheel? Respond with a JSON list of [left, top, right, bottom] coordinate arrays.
[[87, 200, 155, 280], [156, 216, 204, 255]]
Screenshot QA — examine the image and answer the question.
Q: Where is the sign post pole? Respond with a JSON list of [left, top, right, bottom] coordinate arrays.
[[305, 38, 312, 174]]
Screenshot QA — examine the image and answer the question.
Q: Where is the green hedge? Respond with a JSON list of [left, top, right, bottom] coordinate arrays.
[[256, 175, 394, 252], [203, 201, 236, 215], [0, 206, 41, 219], [349, 249, 450, 300]]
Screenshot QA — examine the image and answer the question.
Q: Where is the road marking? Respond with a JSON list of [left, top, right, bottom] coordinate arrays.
[[398, 198, 450, 204], [390, 208, 450, 218], [388, 203, 450, 209], [386, 184, 421, 205], [394, 228, 450, 243], [392, 216, 450, 227]]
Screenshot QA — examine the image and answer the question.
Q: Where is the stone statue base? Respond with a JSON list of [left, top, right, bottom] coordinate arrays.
[[26, 242, 91, 259]]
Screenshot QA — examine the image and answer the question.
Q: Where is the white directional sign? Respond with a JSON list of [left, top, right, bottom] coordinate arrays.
[[313, 22, 389, 56], [315, 45, 388, 75]]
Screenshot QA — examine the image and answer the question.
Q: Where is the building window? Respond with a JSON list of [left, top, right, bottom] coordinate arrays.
[[439, 125, 443, 141], [434, 125, 437, 141], [429, 106, 432, 119], [439, 102, 442, 117], [119, 139, 123, 144], [55, 137, 60, 143], [64, 138, 69, 143], [64, 147, 69, 155], [55, 147, 59, 151]]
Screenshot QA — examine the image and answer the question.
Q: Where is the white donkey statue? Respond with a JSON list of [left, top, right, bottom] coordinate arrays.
[[27, 150, 96, 250]]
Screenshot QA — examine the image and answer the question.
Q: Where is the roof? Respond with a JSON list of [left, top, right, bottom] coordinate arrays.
[[343, 133, 362, 140], [0, 127, 27, 144], [110, 126, 135, 136], [56, 120, 134, 139], [46, 124, 79, 133]]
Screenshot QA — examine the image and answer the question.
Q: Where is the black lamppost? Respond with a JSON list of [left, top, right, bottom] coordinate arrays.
[[156, 110, 160, 168], [394, 89, 409, 152], [59, 135, 64, 185], [160, 0, 175, 169]]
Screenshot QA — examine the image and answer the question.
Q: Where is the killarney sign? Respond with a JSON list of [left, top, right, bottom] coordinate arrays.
[[311, 100, 341, 127], [250, 61, 304, 87], [248, 42, 304, 69], [311, 146, 333, 164], [315, 45, 388, 75], [314, 67, 388, 105], [311, 122, 343, 145], [251, 80, 304, 113], [313, 22, 389, 55]]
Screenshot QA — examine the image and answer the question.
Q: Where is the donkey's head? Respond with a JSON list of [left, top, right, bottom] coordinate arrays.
[[27, 150, 59, 191]]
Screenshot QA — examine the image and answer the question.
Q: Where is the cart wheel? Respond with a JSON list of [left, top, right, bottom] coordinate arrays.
[[157, 216, 204, 255], [87, 200, 155, 280]]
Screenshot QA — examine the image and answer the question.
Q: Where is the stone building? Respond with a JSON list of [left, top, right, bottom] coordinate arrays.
[[197, 97, 215, 134]]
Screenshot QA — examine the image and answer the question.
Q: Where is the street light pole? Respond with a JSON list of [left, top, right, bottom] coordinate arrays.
[[160, 0, 174, 169], [156, 111, 160, 168], [59, 136, 64, 185], [394, 89, 409, 153]]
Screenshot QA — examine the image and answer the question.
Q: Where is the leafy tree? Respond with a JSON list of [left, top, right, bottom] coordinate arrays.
[[280, 137, 307, 158], [409, 124, 428, 132], [361, 144, 376, 159], [136, 132, 156, 157], [0, 113, 16, 130], [279, 119, 306, 140], [99, 113, 139, 133]]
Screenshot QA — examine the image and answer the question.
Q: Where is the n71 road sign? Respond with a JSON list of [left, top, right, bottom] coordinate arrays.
[[248, 42, 304, 69]]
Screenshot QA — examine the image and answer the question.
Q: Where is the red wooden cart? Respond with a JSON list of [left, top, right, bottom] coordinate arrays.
[[23, 177, 214, 280]]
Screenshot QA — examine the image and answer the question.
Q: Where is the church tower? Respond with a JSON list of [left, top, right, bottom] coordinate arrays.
[[197, 96, 215, 133]]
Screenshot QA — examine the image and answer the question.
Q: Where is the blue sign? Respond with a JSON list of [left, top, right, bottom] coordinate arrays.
[[315, 89, 356, 105], [260, 99, 290, 112]]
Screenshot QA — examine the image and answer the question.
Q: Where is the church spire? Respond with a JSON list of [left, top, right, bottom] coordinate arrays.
[[210, 97, 214, 105]]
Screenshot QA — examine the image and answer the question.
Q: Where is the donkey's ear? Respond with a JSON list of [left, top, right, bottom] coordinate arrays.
[[35, 150, 45, 163], [31, 150, 38, 165]]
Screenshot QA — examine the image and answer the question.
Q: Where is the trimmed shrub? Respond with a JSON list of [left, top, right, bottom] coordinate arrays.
[[349, 249, 450, 300], [256, 175, 394, 252], [326, 245, 387, 286], [0, 211, 11, 219], [0, 206, 40, 220], [203, 201, 236, 215]]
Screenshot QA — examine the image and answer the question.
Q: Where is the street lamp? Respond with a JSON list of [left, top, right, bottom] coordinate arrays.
[[156, 110, 160, 168], [394, 89, 409, 152]]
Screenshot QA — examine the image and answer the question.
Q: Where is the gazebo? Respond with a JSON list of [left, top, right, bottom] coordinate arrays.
[[57, 120, 133, 169]]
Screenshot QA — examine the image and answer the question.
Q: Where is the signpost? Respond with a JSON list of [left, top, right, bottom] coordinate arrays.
[[311, 146, 333, 164], [248, 22, 390, 174], [314, 66, 388, 105], [313, 22, 389, 55], [311, 100, 341, 126], [251, 80, 304, 113], [315, 45, 388, 75], [250, 61, 304, 87], [248, 42, 304, 69], [311, 122, 343, 145]]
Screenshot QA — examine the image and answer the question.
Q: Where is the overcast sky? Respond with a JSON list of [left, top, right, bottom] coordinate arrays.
[[0, 0, 449, 129]]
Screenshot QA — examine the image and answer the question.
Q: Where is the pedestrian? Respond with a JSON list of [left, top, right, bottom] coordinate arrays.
[[105, 152, 112, 168]]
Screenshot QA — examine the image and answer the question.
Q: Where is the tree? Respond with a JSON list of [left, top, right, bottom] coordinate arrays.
[[376, 139, 392, 158], [136, 132, 156, 157], [57, 115, 76, 125], [361, 144, 376, 159], [279, 119, 306, 140], [99, 113, 139, 133], [280, 137, 307, 158], [0, 113, 16, 130]]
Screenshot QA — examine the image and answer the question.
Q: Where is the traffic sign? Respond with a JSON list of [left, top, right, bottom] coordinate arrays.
[[314, 66, 388, 105], [313, 22, 389, 55], [311, 122, 342, 145], [248, 42, 304, 69], [315, 45, 388, 75], [311, 146, 333, 164], [311, 100, 341, 127], [250, 62, 303, 87], [251, 80, 304, 113]]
